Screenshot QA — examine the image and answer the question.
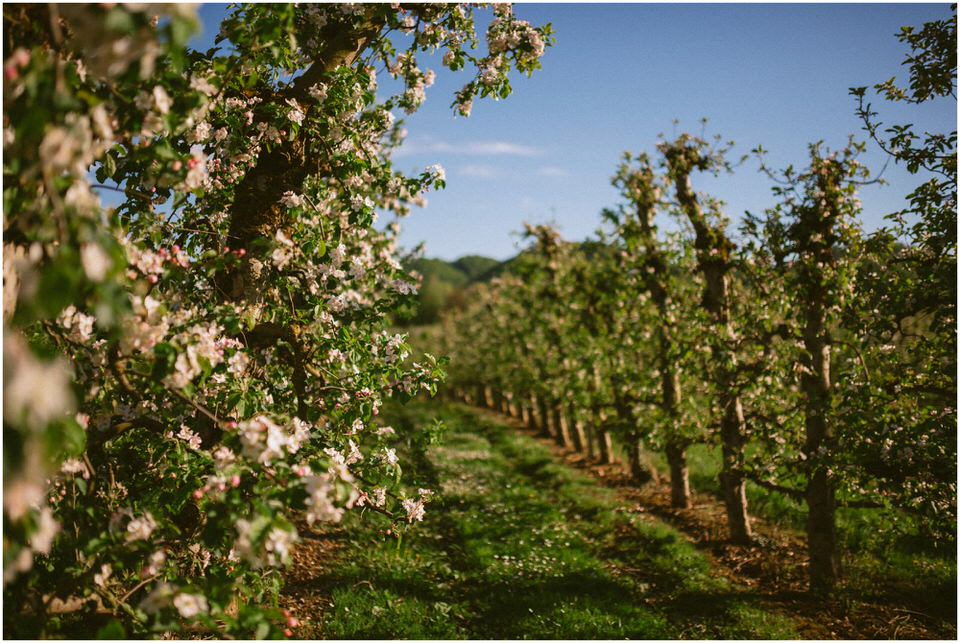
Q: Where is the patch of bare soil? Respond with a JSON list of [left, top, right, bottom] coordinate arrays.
[[473, 405, 955, 641], [279, 521, 345, 639]]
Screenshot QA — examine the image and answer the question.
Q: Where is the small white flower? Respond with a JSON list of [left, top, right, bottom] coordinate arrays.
[[286, 98, 306, 126], [57, 305, 96, 343], [280, 191, 303, 208], [177, 425, 203, 450], [80, 243, 112, 282], [29, 507, 60, 554], [228, 351, 249, 375], [308, 83, 328, 102], [189, 75, 218, 96], [173, 592, 208, 619], [60, 458, 89, 478], [402, 497, 426, 523], [94, 563, 112, 588], [127, 512, 157, 542], [152, 85, 173, 114], [383, 448, 398, 467]]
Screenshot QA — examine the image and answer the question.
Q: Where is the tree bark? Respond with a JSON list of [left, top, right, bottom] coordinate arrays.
[[553, 403, 573, 449], [596, 427, 615, 464], [719, 395, 751, 542], [568, 401, 590, 455], [627, 440, 658, 484], [665, 441, 692, 509], [527, 393, 540, 432], [661, 366, 691, 508], [635, 183, 693, 509]]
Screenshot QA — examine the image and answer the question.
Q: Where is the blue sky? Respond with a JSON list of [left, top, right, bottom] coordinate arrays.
[[193, 3, 955, 261]]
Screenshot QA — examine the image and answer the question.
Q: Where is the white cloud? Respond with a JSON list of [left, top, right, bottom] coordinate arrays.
[[396, 138, 542, 158], [465, 141, 541, 156], [459, 164, 500, 178], [537, 166, 570, 177]]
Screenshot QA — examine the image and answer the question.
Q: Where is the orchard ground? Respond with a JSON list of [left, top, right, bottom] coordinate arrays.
[[280, 399, 957, 639]]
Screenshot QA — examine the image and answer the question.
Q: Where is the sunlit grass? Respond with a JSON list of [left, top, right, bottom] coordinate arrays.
[[315, 400, 803, 639]]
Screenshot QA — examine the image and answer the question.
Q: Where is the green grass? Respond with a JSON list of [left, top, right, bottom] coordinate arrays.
[[310, 401, 801, 639]]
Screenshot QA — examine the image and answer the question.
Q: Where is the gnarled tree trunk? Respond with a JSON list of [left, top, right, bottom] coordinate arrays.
[[666, 141, 751, 542], [220, 13, 384, 305]]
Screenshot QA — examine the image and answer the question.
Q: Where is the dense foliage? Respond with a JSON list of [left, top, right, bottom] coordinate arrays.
[[2, 3, 550, 637]]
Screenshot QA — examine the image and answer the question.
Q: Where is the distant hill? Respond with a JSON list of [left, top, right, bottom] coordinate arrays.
[[400, 243, 609, 325], [402, 254, 505, 324], [451, 255, 500, 281]]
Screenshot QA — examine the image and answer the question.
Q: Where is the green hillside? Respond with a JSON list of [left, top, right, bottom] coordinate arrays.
[[402, 255, 502, 325]]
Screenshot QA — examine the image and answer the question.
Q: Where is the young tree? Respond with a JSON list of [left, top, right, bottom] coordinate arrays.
[[754, 142, 870, 593], [844, 5, 957, 544], [605, 153, 698, 507]]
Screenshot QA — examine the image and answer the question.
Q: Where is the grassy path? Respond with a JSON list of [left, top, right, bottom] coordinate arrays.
[[283, 401, 802, 639]]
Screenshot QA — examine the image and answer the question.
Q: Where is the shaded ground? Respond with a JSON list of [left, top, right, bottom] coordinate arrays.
[[281, 400, 956, 639]]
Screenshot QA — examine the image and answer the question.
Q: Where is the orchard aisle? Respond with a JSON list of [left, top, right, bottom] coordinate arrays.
[[280, 401, 804, 639]]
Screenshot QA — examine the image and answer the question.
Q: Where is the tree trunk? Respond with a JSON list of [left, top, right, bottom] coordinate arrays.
[[720, 396, 752, 543], [527, 393, 540, 432], [627, 441, 658, 484], [665, 441, 692, 509], [538, 396, 552, 438], [569, 402, 590, 455], [492, 388, 503, 413], [804, 310, 837, 592], [636, 187, 692, 509], [597, 428, 615, 464], [585, 421, 600, 460], [553, 404, 573, 449], [661, 365, 691, 508]]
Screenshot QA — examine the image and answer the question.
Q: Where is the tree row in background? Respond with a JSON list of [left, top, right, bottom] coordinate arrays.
[[436, 7, 956, 594]]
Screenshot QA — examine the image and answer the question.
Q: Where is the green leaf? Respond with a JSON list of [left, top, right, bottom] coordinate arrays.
[[96, 620, 126, 639], [104, 8, 135, 34]]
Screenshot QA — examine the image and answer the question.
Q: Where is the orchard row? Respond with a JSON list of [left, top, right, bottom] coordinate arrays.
[[434, 12, 955, 592]]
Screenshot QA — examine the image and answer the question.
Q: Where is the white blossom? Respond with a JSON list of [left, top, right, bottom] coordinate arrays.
[[173, 592, 208, 618]]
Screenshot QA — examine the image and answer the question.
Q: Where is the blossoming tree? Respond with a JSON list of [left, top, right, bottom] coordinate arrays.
[[3, 3, 550, 637]]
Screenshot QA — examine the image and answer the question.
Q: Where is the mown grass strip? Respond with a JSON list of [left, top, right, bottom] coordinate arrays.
[[310, 400, 801, 639]]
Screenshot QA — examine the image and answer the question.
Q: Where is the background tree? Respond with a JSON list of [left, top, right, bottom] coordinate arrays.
[[659, 133, 754, 543]]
